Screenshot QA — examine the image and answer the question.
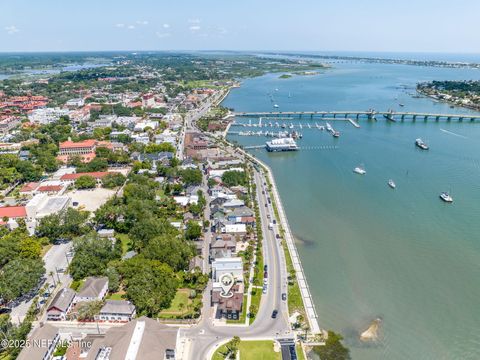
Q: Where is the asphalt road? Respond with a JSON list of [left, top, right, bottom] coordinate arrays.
[[10, 242, 73, 324], [180, 168, 292, 359]]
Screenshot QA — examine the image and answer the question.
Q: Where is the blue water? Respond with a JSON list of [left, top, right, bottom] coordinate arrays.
[[224, 61, 480, 360]]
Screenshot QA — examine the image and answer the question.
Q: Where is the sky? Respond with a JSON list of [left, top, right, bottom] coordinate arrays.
[[1, 0, 480, 53]]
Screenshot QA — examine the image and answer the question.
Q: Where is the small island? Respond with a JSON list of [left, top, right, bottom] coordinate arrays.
[[279, 74, 292, 79], [360, 318, 382, 342]]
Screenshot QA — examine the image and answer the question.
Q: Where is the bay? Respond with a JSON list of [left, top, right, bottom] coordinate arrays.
[[224, 59, 480, 360]]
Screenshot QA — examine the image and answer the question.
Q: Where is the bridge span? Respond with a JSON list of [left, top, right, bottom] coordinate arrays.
[[233, 110, 480, 122]]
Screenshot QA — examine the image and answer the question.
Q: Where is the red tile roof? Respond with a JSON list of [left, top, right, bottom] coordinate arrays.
[[19, 182, 39, 192], [0, 206, 27, 219], [59, 139, 97, 149], [60, 172, 111, 181], [37, 185, 63, 192]]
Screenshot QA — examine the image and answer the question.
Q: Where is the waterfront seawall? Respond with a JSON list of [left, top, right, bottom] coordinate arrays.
[[236, 148, 321, 334]]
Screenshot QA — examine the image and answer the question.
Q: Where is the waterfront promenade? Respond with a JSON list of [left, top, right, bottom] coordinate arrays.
[[236, 147, 322, 335]]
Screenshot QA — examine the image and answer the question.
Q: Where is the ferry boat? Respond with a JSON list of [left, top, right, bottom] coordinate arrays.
[[266, 137, 299, 152], [415, 138, 429, 150], [388, 179, 396, 189], [353, 166, 366, 175], [439, 192, 453, 203]]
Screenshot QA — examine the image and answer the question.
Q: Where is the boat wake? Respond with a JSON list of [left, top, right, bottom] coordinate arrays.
[[440, 128, 467, 139]]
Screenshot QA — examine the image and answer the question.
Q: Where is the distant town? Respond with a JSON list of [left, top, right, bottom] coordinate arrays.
[[0, 52, 340, 360]]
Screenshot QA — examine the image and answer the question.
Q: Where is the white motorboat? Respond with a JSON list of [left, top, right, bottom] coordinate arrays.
[[439, 192, 453, 203], [388, 179, 396, 189], [353, 166, 366, 175]]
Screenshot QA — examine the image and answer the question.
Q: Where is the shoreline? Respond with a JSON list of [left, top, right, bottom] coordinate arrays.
[[233, 146, 322, 334], [219, 85, 321, 334]]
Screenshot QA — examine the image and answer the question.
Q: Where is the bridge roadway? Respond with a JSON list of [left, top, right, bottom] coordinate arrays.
[[234, 110, 480, 121]]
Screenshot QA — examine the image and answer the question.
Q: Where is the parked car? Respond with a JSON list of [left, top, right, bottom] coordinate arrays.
[[276, 234, 280, 239], [264, 265, 268, 271], [271, 310, 278, 318], [282, 293, 287, 301]]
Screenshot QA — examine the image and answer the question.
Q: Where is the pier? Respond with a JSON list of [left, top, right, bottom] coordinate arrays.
[[233, 110, 480, 122]]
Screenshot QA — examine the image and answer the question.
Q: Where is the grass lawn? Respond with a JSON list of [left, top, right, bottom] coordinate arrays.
[[248, 287, 262, 324], [116, 233, 132, 255], [158, 288, 198, 319], [70, 279, 85, 292], [213, 341, 280, 360], [106, 290, 126, 300], [296, 344, 306, 360], [226, 294, 247, 324]]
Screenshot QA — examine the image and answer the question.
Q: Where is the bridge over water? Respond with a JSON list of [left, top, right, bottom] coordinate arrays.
[[233, 110, 480, 122]]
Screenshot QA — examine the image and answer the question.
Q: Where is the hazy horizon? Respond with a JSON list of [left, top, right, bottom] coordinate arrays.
[[1, 0, 480, 53]]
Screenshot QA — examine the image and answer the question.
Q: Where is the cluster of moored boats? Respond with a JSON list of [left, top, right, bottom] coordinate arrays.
[[353, 137, 453, 203]]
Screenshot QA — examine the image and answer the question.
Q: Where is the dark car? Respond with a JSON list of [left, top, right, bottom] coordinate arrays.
[[264, 271, 268, 278], [271, 310, 278, 318], [276, 234, 280, 239], [264, 265, 268, 271], [282, 293, 287, 301]]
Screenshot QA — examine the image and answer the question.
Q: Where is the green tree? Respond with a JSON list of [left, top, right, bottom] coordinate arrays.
[[19, 238, 42, 259], [69, 235, 119, 281], [0, 258, 45, 303], [143, 235, 195, 271], [313, 331, 351, 360], [185, 220, 202, 241], [180, 168, 202, 186], [75, 175, 97, 189], [76, 300, 104, 321], [104, 266, 120, 293], [221, 170, 247, 187], [118, 257, 178, 316], [102, 173, 126, 188]]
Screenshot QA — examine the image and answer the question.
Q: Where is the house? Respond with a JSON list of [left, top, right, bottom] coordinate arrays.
[[210, 197, 228, 208], [47, 288, 76, 321], [59, 171, 113, 184], [210, 238, 236, 259], [97, 300, 136, 322], [211, 283, 244, 320], [0, 206, 27, 221], [223, 199, 245, 208], [211, 257, 243, 282], [226, 206, 254, 222], [209, 185, 225, 198], [17, 324, 60, 360], [76, 277, 109, 303], [189, 256, 203, 272], [222, 224, 247, 235], [85, 317, 178, 360]]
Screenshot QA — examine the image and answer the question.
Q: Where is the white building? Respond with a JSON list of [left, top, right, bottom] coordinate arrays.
[[26, 193, 70, 219], [65, 98, 85, 108], [131, 133, 150, 144], [97, 300, 136, 322], [75, 277, 109, 303], [211, 257, 243, 282], [222, 224, 247, 234], [28, 108, 69, 124], [134, 120, 158, 132]]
